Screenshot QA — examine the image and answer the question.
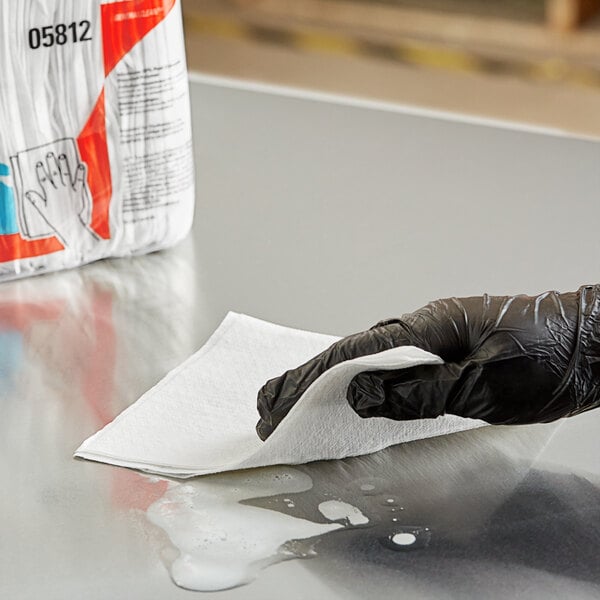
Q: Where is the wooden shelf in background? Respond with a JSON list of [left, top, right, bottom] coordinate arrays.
[[546, 0, 600, 31]]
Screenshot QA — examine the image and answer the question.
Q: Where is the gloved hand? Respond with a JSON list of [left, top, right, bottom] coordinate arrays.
[[256, 285, 600, 440]]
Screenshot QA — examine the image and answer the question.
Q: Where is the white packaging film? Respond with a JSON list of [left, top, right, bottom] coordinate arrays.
[[75, 313, 484, 478], [0, 0, 194, 280]]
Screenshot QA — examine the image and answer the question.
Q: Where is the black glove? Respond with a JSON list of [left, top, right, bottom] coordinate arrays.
[[256, 285, 600, 440]]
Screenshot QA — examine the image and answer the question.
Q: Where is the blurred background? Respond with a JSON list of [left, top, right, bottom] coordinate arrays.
[[181, 0, 600, 137]]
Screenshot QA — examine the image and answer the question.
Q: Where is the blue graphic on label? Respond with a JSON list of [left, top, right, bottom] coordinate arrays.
[[0, 162, 19, 234]]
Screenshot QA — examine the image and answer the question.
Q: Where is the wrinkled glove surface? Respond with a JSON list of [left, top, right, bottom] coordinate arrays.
[[256, 285, 600, 440]]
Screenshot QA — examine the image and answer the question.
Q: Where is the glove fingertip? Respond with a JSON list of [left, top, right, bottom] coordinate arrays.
[[256, 419, 273, 441]]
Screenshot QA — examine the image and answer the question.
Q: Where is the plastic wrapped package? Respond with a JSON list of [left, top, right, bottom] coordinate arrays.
[[0, 0, 194, 281]]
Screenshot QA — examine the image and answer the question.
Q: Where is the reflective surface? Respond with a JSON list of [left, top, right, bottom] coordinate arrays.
[[1, 77, 600, 599]]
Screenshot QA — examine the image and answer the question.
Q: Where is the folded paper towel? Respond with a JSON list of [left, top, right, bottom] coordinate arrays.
[[75, 313, 483, 477]]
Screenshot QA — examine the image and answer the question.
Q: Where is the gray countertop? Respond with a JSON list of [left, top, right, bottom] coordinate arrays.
[[1, 76, 599, 599]]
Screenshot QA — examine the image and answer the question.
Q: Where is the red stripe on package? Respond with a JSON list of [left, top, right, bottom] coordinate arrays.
[[77, 89, 112, 239], [77, 0, 178, 240], [101, 0, 176, 76], [0, 234, 63, 263]]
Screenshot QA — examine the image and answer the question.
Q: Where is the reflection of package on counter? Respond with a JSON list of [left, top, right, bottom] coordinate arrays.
[[0, 0, 194, 281]]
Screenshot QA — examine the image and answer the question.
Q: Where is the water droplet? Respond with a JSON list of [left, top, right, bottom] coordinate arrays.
[[392, 533, 416, 546], [350, 477, 388, 496], [380, 526, 431, 552]]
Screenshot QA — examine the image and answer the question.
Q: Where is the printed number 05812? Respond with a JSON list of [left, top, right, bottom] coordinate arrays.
[[28, 21, 92, 50]]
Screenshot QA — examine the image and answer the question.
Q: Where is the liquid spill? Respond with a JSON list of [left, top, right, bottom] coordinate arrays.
[[318, 500, 370, 526], [146, 467, 367, 592]]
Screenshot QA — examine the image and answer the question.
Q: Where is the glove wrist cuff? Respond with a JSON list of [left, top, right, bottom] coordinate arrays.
[[558, 285, 600, 416]]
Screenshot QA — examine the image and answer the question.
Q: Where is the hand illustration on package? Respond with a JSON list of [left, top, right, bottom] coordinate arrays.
[[11, 140, 98, 249]]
